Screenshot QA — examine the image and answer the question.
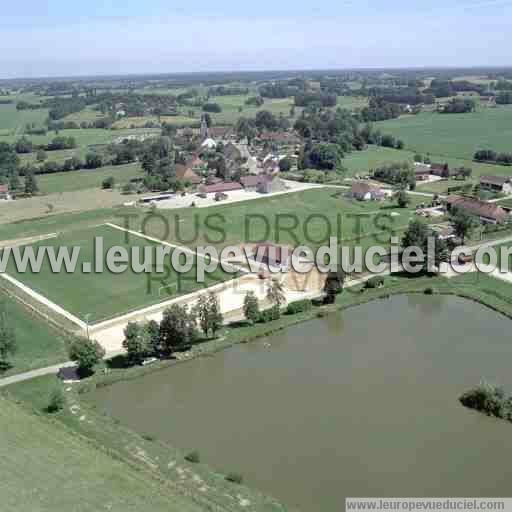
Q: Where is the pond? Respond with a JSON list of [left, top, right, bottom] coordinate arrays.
[[89, 295, 512, 511]]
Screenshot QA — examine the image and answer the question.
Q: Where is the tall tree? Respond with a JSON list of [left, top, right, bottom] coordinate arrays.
[[243, 291, 260, 323], [122, 322, 150, 364], [266, 278, 286, 308], [68, 335, 105, 376], [323, 267, 345, 304], [159, 304, 197, 354], [194, 292, 223, 338], [450, 207, 478, 245], [24, 171, 38, 195], [0, 300, 17, 369]]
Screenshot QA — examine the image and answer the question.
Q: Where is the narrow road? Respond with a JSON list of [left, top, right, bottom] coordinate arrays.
[[0, 361, 76, 388]]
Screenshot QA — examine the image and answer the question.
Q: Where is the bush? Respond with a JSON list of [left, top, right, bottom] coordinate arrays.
[[459, 381, 509, 419], [68, 336, 105, 376], [286, 299, 312, 315], [258, 305, 281, 323], [102, 176, 115, 189], [424, 287, 435, 295], [185, 450, 201, 463], [46, 386, 65, 413], [365, 276, 385, 289], [225, 472, 243, 484]]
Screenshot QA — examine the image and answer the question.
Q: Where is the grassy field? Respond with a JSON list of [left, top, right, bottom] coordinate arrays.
[[0, 207, 124, 242], [0, 397, 203, 512], [341, 146, 414, 176], [0, 103, 49, 137], [62, 106, 106, 124], [5, 223, 233, 323], [377, 107, 512, 160], [36, 163, 143, 194], [113, 115, 197, 128], [126, 187, 422, 254], [0, 291, 67, 376], [340, 144, 512, 196], [1, 126, 160, 146], [336, 95, 368, 110]]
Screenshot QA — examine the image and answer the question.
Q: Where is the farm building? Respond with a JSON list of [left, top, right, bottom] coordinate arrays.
[[175, 164, 201, 185], [414, 164, 432, 181], [430, 163, 454, 178], [446, 195, 508, 224], [351, 182, 385, 201], [240, 175, 285, 194], [479, 176, 512, 194], [198, 181, 243, 197]]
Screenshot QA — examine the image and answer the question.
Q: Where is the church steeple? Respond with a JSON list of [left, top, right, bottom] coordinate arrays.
[[200, 114, 209, 140]]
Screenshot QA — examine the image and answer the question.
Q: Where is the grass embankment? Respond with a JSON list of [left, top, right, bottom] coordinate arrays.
[[0, 397, 204, 512]]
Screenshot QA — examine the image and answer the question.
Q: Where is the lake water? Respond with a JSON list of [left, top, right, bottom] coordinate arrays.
[[89, 295, 512, 511]]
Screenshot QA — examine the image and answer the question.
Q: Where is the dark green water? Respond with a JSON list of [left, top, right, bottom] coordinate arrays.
[[89, 296, 512, 511]]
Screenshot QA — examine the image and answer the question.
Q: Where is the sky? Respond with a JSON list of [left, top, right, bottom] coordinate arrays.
[[1, 0, 511, 78]]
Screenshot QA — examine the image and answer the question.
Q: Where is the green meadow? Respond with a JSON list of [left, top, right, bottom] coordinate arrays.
[[5, 224, 233, 323], [0, 291, 67, 376], [36, 163, 143, 194], [377, 107, 512, 160], [0, 397, 203, 512]]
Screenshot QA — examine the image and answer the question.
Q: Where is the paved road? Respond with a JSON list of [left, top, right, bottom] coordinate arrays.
[[0, 361, 76, 388]]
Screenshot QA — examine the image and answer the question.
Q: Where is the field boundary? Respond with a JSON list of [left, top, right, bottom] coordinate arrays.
[[0, 272, 86, 330], [104, 222, 248, 274]]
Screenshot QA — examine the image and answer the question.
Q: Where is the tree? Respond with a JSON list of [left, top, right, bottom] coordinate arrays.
[[194, 292, 223, 338], [0, 300, 17, 369], [46, 385, 65, 413], [9, 171, 21, 192], [279, 157, 292, 173], [323, 268, 345, 304], [266, 279, 286, 308], [235, 117, 257, 144], [395, 189, 410, 208], [102, 176, 115, 189], [159, 304, 198, 354], [122, 322, 150, 364], [85, 152, 102, 169], [68, 336, 105, 376], [243, 291, 260, 323], [401, 219, 449, 272], [145, 319, 161, 355], [15, 137, 33, 154], [24, 171, 38, 195], [450, 207, 478, 245]]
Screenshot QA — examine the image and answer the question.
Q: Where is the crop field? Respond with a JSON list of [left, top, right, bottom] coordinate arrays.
[[377, 107, 512, 160], [0, 291, 67, 376], [0, 397, 202, 512], [4, 223, 233, 323], [36, 163, 143, 194]]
